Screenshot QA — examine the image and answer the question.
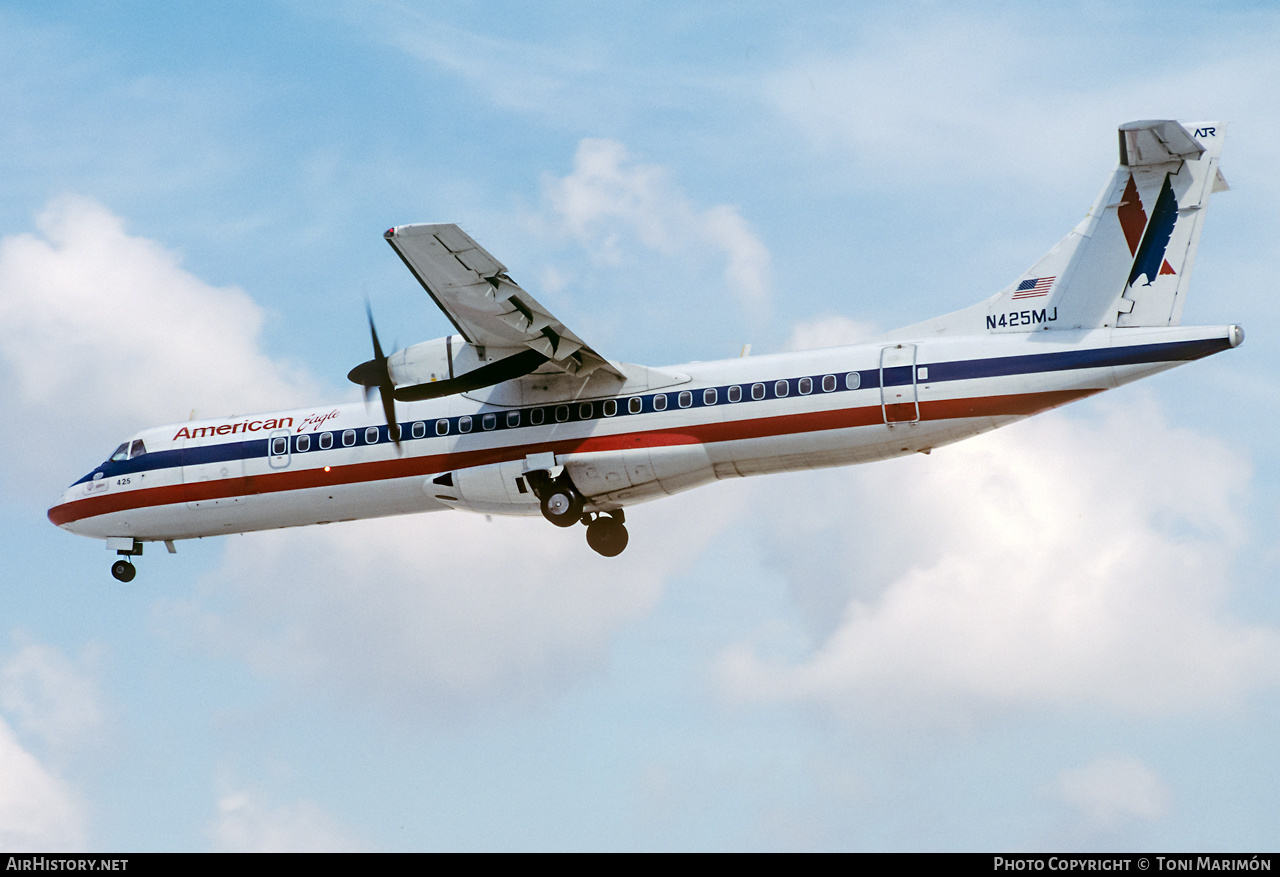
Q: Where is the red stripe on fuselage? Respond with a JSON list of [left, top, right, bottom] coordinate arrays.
[[47, 388, 1096, 527]]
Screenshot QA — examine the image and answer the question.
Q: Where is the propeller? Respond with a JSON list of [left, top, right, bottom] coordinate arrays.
[[348, 304, 401, 447]]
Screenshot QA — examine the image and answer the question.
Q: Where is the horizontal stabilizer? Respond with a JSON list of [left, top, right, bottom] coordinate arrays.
[[1119, 120, 1203, 167]]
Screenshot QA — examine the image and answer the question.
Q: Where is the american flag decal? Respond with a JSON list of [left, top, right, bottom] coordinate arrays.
[[1011, 276, 1055, 299]]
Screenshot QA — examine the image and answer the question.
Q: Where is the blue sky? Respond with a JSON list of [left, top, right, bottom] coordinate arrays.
[[2, 0, 1279, 851]]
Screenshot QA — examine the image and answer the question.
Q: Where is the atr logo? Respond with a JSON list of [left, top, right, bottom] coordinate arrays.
[[1116, 173, 1178, 287], [1194, 127, 1217, 138]]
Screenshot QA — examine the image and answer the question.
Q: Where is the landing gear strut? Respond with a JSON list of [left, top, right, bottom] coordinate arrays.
[[528, 471, 584, 528], [526, 469, 630, 556], [108, 537, 142, 582]]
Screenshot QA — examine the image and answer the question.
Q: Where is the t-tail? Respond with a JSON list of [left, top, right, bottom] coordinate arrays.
[[892, 120, 1229, 337]]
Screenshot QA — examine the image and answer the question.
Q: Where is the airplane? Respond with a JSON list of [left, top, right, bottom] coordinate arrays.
[[49, 119, 1242, 582]]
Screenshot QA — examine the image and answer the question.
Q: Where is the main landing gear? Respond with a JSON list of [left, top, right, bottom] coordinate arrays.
[[526, 470, 629, 557]]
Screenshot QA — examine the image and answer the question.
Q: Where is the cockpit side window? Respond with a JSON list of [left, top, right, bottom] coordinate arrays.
[[129, 439, 146, 459], [109, 443, 130, 462]]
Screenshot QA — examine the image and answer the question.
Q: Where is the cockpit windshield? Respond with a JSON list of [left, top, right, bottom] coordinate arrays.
[[107, 440, 146, 463]]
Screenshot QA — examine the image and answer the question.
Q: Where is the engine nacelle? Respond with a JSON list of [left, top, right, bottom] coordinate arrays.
[[423, 459, 542, 516], [388, 335, 526, 386], [423, 444, 717, 518]]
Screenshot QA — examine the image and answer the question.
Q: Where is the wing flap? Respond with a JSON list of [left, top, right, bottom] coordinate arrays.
[[386, 223, 624, 380]]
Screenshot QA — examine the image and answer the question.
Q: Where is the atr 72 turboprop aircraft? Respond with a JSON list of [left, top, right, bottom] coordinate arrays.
[[50, 120, 1242, 581]]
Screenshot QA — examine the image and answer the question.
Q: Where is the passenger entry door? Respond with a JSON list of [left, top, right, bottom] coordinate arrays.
[[880, 344, 919, 424]]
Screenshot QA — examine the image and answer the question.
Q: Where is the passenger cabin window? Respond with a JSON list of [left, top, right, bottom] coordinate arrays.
[[678, 391, 692, 408], [435, 419, 449, 436], [458, 416, 472, 434], [342, 429, 356, 447], [507, 411, 520, 428], [271, 436, 288, 456], [482, 413, 497, 430], [751, 383, 765, 401], [775, 380, 789, 397], [653, 394, 668, 411], [555, 405, 570, 422], [628, 397, 642, 414], [579, 402, 593, 419], [365, 427, 380, 444], [799, 377, 813, 395], [822, 375, 837, 393], [412, 422, 426, 439], [704, 388, 717, 405], [129, 439, 147, 458], [845, 372, 861, 390], [728, 385, 742, 403], [296, 435, 311, 453], [530, 408, 545, 425], [603, 399, 617, 417], [319, 432, 333, 450]]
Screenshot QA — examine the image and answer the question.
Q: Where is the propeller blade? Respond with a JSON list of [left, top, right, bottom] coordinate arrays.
[[363, 305, 401, 447]]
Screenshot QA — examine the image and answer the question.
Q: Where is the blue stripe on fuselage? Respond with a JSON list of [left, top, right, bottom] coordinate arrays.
[[74, 335, 1229, 486]]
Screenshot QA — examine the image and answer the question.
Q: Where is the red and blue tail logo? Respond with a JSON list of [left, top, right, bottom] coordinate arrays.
[[1117, 174, 1179, 287]]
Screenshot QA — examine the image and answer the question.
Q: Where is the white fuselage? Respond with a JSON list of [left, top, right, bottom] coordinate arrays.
[[49, 324, 1241, 542]]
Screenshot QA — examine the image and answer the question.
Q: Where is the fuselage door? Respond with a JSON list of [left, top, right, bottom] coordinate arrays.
[[880, 344, 919, 425], [268, 429, 292, 469], [181, 436, 250, 509]]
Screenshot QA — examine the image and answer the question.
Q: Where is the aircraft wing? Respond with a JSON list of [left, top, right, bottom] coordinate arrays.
[[385, 223, 624, 380]]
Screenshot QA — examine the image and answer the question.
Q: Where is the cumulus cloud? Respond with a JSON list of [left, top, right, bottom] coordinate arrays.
[[782, 315, 879, 351], [0, 638, 102, 851], [1052, 755, 1172, 829], [161, 487, 740, 721], [718, 397, 1280, 724], [209, 789, 366, 852], [0, 638, 104, 757], [542, 138, 772, 317], [0, 196, 319, 498], [0, 718, 86, 851]]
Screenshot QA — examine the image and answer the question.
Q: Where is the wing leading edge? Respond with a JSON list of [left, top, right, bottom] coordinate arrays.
[[385, 223, 624, 380]]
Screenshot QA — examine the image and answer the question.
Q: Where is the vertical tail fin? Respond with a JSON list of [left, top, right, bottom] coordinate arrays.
[[888, 120, 1228, 338]]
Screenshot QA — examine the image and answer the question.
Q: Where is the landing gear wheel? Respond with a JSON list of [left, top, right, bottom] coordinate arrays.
[[540, 486, 584, 528], [586, 515, 629, 557], [111, 560, 136, 582]]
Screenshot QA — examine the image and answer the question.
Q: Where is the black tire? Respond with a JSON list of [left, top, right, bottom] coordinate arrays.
[[586, 517, 629, 557], [111, 560, 136, 582], [540, 487, 583, 527]]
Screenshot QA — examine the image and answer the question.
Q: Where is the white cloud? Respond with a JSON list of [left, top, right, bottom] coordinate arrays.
[[209, 789, 366, 852], [0, 638, 103, 757], [0, 638, 101, 852], [782, 315, 879, 351], [0, 196, 319, 498], [542, 138, 772, 317], [0, 717, 87, 852], [1053, 755, 1172, 828], [718, 397, 1280, 724], [161, 487, 739, 721]]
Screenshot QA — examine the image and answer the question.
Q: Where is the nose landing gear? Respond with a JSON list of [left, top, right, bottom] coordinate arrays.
[[107, 537, 143, 582]]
